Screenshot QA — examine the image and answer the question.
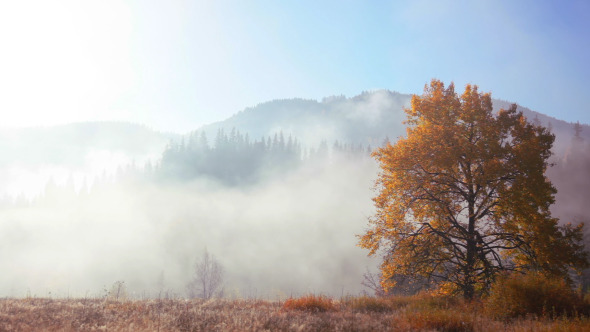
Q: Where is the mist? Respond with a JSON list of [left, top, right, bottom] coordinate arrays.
[[0, 143, 378, 299], [1, 91, 588, 300]]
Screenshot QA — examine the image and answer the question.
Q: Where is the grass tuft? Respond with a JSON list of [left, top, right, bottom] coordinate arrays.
[[342, 295, 395, 312], [281, 294, 336, 312]]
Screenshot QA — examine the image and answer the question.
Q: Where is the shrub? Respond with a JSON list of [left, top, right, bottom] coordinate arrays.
[[281, 295, 336, 312], [485, 271, 588, 319]]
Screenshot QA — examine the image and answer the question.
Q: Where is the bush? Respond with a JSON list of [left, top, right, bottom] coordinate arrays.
[[281, 295, 336, 312], [485, 271, 588, 319]]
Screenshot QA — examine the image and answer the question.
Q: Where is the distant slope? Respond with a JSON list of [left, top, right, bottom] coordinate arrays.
[[0, 122, 177, 197], [198, 91, 589, 156], [0, 122, 177, 167], [492, 99, 589, 155], [0, 92, 585, 197], [199, 90, 409, 148]]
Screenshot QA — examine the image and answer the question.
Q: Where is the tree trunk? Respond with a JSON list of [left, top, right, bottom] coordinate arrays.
[[464, 195, 476, 299]]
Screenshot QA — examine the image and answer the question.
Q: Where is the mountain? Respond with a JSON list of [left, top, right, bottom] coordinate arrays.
[[1, 91, 585, 197], [198, 90, 409, 148], [1, 91, 583, 171], [197, 91, 589, 157]]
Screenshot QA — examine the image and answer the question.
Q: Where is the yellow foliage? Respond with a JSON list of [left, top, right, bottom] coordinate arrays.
[[359, 79, 588, 299], [428, 281, 460, 297]]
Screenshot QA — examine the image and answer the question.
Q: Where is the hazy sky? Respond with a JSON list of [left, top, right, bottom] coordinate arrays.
[[0, 0, 588, 133]]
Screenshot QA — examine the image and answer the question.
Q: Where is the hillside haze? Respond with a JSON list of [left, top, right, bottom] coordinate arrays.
[[0, 122, 176, 198], [199, 91, 409, 149], [199, 91, 589, 155]]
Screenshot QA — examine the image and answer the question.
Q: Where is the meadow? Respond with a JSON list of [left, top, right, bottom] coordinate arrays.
[[1, 293, 589, 332]]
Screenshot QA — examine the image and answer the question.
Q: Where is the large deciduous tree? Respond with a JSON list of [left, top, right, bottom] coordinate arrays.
[[359, 79, 588, 299]]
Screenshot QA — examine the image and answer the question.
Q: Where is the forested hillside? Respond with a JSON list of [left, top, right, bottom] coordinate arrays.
[[200, 91, 590, 155]]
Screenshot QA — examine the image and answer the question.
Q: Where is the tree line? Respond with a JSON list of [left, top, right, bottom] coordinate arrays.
[[0, 129, 372, 208], [158, 128, 371, 185]]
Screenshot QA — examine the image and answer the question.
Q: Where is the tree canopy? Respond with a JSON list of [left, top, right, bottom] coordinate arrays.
[[359, 79, 588, 299]]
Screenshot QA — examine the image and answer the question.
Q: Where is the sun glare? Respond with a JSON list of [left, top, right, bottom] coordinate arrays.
[[0, 1, 133, 128]]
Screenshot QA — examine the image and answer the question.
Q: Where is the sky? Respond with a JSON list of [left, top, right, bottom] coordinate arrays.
[[0, 0, 588, 133]]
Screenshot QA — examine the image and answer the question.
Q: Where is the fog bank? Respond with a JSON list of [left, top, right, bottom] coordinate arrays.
[[0, 156, 378, 299]]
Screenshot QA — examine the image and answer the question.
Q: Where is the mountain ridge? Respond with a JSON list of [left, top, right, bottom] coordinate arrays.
[[1, 90, 586, 163], [196, 90, 589, 156]]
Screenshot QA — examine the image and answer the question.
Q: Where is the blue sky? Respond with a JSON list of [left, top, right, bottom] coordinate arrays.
[[0, 0, 588, 132]]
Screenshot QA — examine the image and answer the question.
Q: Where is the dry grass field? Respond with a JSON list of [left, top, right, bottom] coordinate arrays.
[[1, 294, 589, 332]]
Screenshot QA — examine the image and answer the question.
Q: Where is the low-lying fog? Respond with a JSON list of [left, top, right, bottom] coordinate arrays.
[[0, 154, 378, 299]]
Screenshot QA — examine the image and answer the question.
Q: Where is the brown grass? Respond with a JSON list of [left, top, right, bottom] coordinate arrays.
[[341, 295, 395, 312], [485, 272, 590, 319], [281, 294, 336, 312], [0, 295, 588, 331]]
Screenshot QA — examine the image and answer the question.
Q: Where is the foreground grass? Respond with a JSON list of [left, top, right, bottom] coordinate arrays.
[[0, 295, 589, 331]]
